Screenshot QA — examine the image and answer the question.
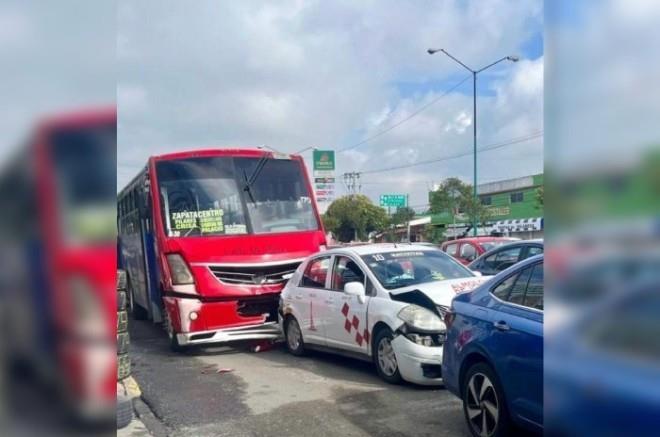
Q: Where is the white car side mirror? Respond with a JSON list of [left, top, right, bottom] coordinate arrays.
[[471, 270, 483, 277], [344, 281, 366, 303]]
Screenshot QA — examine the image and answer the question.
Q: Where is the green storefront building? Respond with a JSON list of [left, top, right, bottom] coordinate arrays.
[[426, 173, 544, 239]]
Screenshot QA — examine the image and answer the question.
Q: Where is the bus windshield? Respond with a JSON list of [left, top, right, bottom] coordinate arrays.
[[156, 156, 319, 237], [52, 123, 117, 244]]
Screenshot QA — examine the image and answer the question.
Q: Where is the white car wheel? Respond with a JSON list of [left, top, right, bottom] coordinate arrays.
[[285, 317, 305, 356], [373, 328, 402, 384], [377, 337, 398, 376]]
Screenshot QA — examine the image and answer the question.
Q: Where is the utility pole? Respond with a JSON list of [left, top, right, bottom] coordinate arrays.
[[342, 171, 361, 241], [427, 48, 518, 236], [342, 172, 361, 196]]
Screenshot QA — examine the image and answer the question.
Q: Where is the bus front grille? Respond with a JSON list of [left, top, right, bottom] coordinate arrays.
[[208, 262, 300, 286]]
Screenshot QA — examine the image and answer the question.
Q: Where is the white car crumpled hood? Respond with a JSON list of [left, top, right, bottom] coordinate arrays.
[[389, 276, 492, 307]]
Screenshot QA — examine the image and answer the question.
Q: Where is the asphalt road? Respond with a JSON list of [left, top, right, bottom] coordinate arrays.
[[129, 318, 471, 437]]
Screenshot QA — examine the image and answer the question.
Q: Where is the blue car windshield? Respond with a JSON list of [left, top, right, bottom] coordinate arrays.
[[361, 250, 473, 290]]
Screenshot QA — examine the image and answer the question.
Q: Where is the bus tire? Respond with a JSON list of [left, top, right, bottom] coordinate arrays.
[[127, 277, 148, 321], [117, 332, 130, 355], [163, 309, 185, 353], [117, 310, 128, 333], [116, 393, 133, 429], [117, 291, 127, 310], [117, 353, 131, 381], [116, 269, 128, 291]]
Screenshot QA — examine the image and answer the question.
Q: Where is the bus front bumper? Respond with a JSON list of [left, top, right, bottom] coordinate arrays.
[[175, 322, 282, 346]]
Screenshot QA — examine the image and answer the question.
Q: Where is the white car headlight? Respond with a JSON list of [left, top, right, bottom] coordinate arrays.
[[166, 254, 195, 285], [397, 305, 446, 333]]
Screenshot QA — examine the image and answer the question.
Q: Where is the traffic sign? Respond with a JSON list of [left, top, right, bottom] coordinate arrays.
[[380, 194, 407, 207]]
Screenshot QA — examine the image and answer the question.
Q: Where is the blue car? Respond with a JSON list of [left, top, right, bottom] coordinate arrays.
[[443, 255, 543, 436], [545, 279, 660, 436]]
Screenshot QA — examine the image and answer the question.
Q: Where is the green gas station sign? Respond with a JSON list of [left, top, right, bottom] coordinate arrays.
[[313, 150, 335, 171]]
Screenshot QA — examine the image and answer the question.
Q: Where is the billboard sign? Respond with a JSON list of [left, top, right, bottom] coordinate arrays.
[[313, 150, 335, 171], [312, 150, 336, 212]]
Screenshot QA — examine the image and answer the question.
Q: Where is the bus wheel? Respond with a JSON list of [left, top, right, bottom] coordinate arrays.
[[163, 308, 185, 353], [128, 278, 148, 320]]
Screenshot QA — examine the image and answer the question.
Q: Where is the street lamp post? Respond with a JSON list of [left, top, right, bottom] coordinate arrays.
[[427, 48, 518, 236]]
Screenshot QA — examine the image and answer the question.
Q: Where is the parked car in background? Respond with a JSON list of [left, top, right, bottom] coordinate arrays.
[[443, 255, 543, 436], [440, 237, 519, 265], [468, 239, 543, 275], [279, 244, 490, 385]]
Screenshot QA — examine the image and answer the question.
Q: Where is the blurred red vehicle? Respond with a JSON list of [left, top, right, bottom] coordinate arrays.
[[440, 236, 518, 265], [117, 149, 325, 351], [0, 108, 117, 420]]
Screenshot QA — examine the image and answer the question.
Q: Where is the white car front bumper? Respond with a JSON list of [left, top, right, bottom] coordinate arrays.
[[391, 335, 444, 386]]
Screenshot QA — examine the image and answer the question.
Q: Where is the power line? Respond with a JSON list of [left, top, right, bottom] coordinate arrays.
[[360, 130, 543, 176], [337, 75, 472, 153]]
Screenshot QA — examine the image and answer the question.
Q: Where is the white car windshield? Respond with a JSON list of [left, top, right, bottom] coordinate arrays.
[[361, 250, 473, 290]]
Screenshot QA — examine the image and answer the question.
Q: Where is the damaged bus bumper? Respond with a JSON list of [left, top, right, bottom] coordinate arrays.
[[176, 321, 281, 346]]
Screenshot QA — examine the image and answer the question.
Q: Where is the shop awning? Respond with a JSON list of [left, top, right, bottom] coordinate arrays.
[[493, 217, 543, 233]]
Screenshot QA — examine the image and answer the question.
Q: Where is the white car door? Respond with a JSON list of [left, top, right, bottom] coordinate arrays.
[[295, 255, 332, 345], [322, 255, 371, 354]]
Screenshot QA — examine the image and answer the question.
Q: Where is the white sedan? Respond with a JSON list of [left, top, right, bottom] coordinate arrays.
[[278, 244, 490, 385]]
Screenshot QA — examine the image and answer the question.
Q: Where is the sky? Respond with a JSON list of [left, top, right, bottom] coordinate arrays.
[[117, 0, 544, 210], [0, 1, 115, 162], [1, 2, 657, 213]]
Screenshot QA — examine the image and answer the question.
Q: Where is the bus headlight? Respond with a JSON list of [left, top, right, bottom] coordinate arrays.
[[69, 276, 106, 337], [166, 254, 195, 285]]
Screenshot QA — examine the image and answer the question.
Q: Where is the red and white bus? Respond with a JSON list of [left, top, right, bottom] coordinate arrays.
[[0, 108, 117, 422], [118, 149, 326, 350]]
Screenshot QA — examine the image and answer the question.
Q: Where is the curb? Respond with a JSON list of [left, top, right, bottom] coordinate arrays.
[[133, 397, 170, 437], [120, 375, 170, 437], [120, 375, 142, 399]]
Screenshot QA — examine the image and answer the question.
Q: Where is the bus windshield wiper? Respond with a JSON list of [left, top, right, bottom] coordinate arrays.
[[242, 169, 257, 204], [242, 155, 269, 204]]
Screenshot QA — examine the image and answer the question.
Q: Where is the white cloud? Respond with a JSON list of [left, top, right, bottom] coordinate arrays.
[[118, 84, 148, 117], [117, 0, 543, 207]]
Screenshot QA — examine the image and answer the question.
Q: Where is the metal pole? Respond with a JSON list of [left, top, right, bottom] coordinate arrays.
[[426, 50, 518, 237], [472, 71, 478, 236]]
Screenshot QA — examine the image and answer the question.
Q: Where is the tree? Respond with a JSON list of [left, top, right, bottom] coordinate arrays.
[[429, 178, 492, 229], [429, 178, 470, 216], [535, 186, 544, 209], [389, 206, 416, 226], [423, 224, 445, 243], [323, 195, 389, 242]]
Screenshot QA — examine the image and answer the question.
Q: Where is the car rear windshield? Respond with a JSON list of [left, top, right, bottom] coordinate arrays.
[[361, 250, 473, 290], [481, 240, 517, 252]]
